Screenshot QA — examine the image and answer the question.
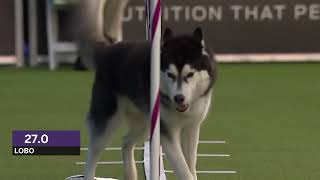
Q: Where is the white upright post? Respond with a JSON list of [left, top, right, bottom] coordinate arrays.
[[14, 0, 24, 67], [148, 0, 161, 180], [46, 0, 58, 70], [28, 0, 38, 67]]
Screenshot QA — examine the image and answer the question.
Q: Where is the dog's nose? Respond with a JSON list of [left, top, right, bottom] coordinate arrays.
[[174, 94, 185, 104]]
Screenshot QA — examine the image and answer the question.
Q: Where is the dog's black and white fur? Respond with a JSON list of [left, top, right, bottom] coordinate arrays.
[[84, 27, 216, 180]]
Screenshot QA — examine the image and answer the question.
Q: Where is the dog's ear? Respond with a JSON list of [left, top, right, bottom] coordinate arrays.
[[163, 27, 174, 43], [193, 27, 204, 43]]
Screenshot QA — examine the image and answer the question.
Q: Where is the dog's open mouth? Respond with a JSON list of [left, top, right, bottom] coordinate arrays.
[[176, 104, 189, 112]]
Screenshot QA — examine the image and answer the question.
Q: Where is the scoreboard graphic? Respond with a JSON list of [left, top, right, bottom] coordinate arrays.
[[12, 131, 80, 155]]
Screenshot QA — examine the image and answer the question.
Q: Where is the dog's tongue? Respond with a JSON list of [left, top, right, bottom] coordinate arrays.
[[176, 104, 189, 112]]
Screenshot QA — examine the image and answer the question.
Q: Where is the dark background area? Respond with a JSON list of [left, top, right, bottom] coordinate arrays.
[[0, 0, 15, 55], [0, 0, 320, 55]]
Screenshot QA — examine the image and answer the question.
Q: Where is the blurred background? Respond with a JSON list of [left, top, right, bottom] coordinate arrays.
[[1, 0, 320, 68], [0, 0, 319, 179]]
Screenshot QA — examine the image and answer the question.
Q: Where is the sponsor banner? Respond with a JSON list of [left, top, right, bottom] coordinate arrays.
[[2, 0, 319, 59], [123, 0, 320, 54]]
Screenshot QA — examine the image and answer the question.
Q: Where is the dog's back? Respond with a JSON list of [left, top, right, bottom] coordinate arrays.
[[88, 41, 151, 131]]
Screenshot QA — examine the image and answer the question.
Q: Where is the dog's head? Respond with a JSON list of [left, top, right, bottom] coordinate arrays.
[[160, 27, 216, 113]]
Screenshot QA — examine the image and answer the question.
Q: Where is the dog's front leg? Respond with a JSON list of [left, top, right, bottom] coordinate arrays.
[[182, 123, 201, 180], [161, 132, 194, 180]]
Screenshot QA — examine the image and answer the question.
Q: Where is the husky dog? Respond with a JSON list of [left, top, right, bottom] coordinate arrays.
[[84, 27, 216, 180]]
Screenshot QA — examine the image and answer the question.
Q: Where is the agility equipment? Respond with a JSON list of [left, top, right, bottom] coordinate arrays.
[[146, 0, 161, 179]]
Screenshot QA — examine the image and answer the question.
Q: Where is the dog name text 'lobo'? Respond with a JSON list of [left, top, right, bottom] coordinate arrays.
[[13, 147, 35, 155]]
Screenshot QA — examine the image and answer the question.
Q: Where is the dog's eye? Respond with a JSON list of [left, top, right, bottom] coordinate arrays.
[[167, 72, 176, 80], [186, 72, 194, 78]]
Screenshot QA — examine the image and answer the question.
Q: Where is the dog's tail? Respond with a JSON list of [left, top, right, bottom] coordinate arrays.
[[77, 0, 105, 43], [75, 0, 129, 69], [77, 0, 129, 43]]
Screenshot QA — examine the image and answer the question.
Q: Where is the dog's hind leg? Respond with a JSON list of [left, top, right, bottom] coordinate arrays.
[[122, 109, 149, 180], [84, 125, 109, 180], [84, 78, 123, 180], [122, 134, 139, 180], [84, 113, 123, 180]]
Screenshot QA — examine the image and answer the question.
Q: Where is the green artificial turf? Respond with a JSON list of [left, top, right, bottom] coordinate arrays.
[[0, 63, 319, 180]]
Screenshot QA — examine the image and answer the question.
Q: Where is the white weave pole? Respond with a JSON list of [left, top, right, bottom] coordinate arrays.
[[147, 0, 161, 179]]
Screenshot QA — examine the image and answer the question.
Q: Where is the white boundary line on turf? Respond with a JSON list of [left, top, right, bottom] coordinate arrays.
[[76, 139, 234, 175], [75, 162, 236, 174], [164, 170, 237, 174], [161, 153, 230, 157], [216, 53, 320, 62], [75, 153, 230, 166], [80, 149, 230, 157], [75, 153, 230, 165], [80, 140, 227, 151], [75, 161, 144, 165], [198, 140, 226, 144], [75, 152, 231, 165], [197, 154, 230, 157], [80, 147, 145, 151]]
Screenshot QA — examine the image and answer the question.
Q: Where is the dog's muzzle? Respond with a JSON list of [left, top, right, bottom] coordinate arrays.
[[174, 94, 189, 112], [176, 103, 189, 112]]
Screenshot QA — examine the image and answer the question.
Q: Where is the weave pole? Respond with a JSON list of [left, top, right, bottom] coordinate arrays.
[[146, 0, 161, 179]]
